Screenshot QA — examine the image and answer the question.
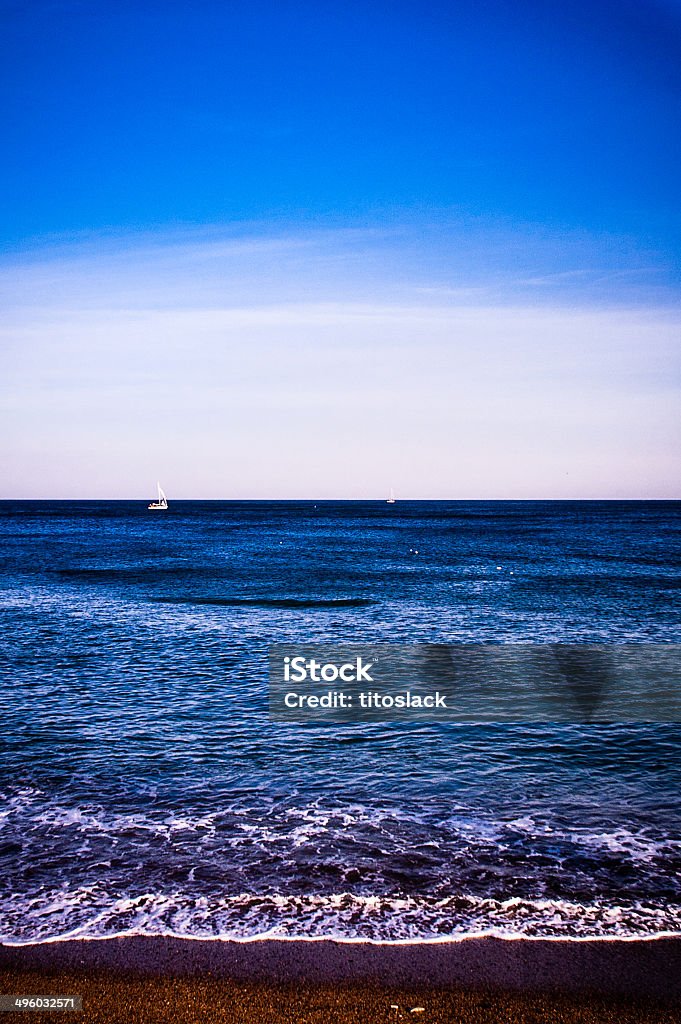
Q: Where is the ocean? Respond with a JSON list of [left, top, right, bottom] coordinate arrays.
[[0, 500, 680, 944]]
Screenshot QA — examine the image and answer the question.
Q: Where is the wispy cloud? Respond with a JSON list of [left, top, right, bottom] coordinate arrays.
[[3, 218, 678, 313], [1, 223, 679, 498]]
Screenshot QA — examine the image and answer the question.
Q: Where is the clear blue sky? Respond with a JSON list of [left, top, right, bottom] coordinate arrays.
[[2, 0, 681, 248], [1, 0, 680, 497]]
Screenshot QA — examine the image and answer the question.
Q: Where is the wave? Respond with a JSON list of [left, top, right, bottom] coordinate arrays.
[[1, 889, 680, 945], [2, 793, 680, 944], [154, 596, 377, 609]]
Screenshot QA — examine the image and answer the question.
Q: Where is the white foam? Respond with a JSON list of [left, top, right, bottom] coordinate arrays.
[[1, 889, 680, 946]]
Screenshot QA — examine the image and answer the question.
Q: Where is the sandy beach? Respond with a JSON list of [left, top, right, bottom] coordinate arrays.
[[1, 935, 680, 1022]]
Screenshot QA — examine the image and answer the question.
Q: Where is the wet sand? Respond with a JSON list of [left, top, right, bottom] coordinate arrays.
[[0, 935, 679, 1022]]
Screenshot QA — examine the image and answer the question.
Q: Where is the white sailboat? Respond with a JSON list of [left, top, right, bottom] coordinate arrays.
[[148, 482, 168, 510], [386, 487, 396, 504]]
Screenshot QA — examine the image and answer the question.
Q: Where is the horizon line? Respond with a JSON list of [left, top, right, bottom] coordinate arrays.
[[1, 496, 679, 504]]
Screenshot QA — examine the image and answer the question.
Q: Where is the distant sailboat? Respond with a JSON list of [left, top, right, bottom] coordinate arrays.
[[386, 487, 396, 504], [148, 482, 168, 510]]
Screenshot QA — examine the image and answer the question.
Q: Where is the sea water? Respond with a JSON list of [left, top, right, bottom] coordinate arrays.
[[0, 500, 679, 942]]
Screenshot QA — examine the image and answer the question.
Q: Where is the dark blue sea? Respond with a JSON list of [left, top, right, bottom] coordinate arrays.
[[1, 500, 680, 943]]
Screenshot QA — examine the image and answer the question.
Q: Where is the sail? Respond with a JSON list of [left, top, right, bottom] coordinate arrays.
[[148, 482, 169, 510]]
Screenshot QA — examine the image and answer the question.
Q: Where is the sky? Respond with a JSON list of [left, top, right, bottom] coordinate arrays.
[[1, 0, 680, 498]]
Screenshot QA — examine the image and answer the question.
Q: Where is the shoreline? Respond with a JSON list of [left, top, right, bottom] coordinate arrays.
[[2, 934, 681, 998]]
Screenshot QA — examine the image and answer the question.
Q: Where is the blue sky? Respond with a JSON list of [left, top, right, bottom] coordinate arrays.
[[1, 0, 680, 497]]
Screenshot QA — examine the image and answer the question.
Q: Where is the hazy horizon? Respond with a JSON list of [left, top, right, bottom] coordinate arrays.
[[1, 496, 679, 503]]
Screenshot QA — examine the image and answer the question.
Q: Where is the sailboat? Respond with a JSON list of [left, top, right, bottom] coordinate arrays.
[[386, 487, 396, 504], [148, 482, 168, 510]]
